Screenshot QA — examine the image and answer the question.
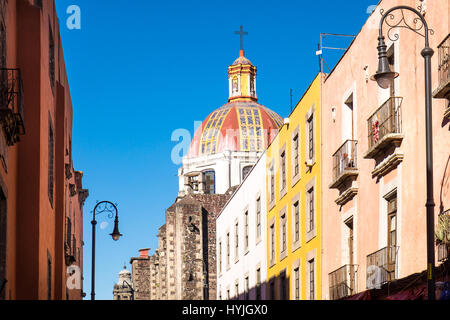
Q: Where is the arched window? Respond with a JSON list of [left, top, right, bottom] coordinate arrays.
[[203, 170, 215, 195], [242, 165, 253, 181]]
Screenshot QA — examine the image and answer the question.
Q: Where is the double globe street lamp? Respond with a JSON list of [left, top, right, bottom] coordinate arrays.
[[371, 5, 436, 300], [91, 201, 123, 300]]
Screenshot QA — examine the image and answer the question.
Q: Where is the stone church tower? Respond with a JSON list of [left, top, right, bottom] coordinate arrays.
[[113, 265, 134, 300], [128, 37, 282, 300]]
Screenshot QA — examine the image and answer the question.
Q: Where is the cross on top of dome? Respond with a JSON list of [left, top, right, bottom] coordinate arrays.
[[234, 25, 248, 53]]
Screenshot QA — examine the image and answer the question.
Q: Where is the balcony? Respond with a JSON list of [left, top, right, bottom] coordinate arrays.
[[364, 97, 403, 160], [329, 264, 358, 300], [433, 34, 450, 101], [0, 68, 25, 146], [436, 209, 449, 262], [366, 246, 398, 289], [330, 140, 358, 189]]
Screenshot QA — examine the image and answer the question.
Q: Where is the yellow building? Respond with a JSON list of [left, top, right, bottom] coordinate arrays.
[[266, 74, 322, 300]]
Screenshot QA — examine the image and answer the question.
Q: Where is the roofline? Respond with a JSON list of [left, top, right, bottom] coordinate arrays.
[[324, 0, 383, 82]]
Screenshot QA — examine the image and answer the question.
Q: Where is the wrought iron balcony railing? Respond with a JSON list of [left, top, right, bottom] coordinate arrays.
[[365, 97, 403, 159], [366, 246, 398, 289], [329, 264, 358, 300], [0, 68, 25, 146], [433, 34, 450, 99], [330, 140, 358, 189], [437, 209, 449, 262]]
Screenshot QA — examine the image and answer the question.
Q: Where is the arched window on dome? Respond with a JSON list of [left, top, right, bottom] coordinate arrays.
[[232, 76, 239, 94], [242, 165, 253, 181], [203, 170, 215, 195], [250, 76, 255, 96]]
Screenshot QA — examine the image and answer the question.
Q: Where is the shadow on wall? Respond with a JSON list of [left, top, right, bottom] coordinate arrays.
[[219, 273, 292, 301]]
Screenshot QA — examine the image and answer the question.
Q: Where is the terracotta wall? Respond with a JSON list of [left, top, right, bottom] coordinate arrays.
[[1, 0, 88, 300]]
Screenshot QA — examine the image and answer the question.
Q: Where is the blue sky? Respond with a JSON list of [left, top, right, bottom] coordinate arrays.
[[55, 0, 379, 300]]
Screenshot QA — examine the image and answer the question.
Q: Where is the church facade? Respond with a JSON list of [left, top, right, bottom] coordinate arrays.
[[128, 44, 283, 300]]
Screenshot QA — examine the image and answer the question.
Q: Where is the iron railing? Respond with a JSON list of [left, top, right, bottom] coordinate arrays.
[[329, 264, 358, 300], [366, 246, 399, 289], [437, 34, 450, 90], [438, 243, 448, 262], [437, 209, 449, 262], [367, 97, 402, 150], [332, 140, 358, 183], [0, 68, 25, 146]]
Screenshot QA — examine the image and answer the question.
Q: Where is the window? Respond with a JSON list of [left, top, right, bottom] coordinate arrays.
[[0, 22, 6, 69], [227, 289, 230, 300], [269, 279, 275, 300], [48, 118, 54, 206], [235, 280, 239, 300], [219, 290, 222, 301], [280, 213, 287, 255], [203, 170, 215, 194], [66, 217, 72, 249], [293, 134, 299, 176], [388, 195, 397, 265], [270, 163, 275, 203], [242, 165, 252, 181], [250, 76, 255, 95], [387, 46, 396, 97], [294, 201, 300, 243], [307, 187, 314, 233], [269, 222, 275, 265], [47, 253, 52, 300], [280, 151, 286, 192], [307, 115, 314, 161], [294, 267, 300, 300], [280, 271, 287, 300], [256, 268, 261, 300], [235, 222, 239, 262], [244, 276, 249, 300], [0, 189, 6, 301], [232, 76, 238, 93], [226, 233, 230, 268], [49, 24, 55, 89], [256, 197, 261, 240], [244, 211, 249, 251], [308, 259, 315, 300], [218, 240, 222, 274]]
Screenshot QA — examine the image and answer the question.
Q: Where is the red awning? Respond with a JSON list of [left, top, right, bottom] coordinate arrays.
[[344, 290, 371, 300], [384, 285, 426, 300]]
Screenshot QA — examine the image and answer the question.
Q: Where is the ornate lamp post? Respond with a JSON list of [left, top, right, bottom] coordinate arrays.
[[371, 5, 436, 300], [91, 201, 122, 300]]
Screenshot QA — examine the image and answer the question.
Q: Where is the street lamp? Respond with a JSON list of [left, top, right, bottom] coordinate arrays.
[[372, 5, 436, 300], [91, 201, 122, 300]]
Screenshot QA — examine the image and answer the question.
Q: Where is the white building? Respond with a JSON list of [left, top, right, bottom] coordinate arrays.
[[216, 152, 268, 300]]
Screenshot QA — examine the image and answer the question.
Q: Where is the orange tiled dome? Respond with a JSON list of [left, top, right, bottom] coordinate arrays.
[[188, 101, 283, 158]]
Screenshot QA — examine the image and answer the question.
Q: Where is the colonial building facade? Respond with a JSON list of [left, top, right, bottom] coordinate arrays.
[[321, 0, 450, 300], [0, 0, 88, 300], [128, 47, 283, 300], [216, 151, 268, 300], [265, 75, 322, 300]]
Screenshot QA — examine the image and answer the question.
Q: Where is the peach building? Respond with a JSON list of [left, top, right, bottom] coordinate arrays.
[[0, 0, 88, 300], [321, 0, 449, 299]]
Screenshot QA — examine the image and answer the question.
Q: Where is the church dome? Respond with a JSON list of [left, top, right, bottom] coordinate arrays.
[[232, 55, 253, 66], [188, 101, 283, 158]]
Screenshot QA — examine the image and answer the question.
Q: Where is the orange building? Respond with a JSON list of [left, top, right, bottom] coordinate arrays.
[[0, 0, 88, 300]]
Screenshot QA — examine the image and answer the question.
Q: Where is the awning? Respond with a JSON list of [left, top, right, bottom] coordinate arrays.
[[384, 285, 426, 300]]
